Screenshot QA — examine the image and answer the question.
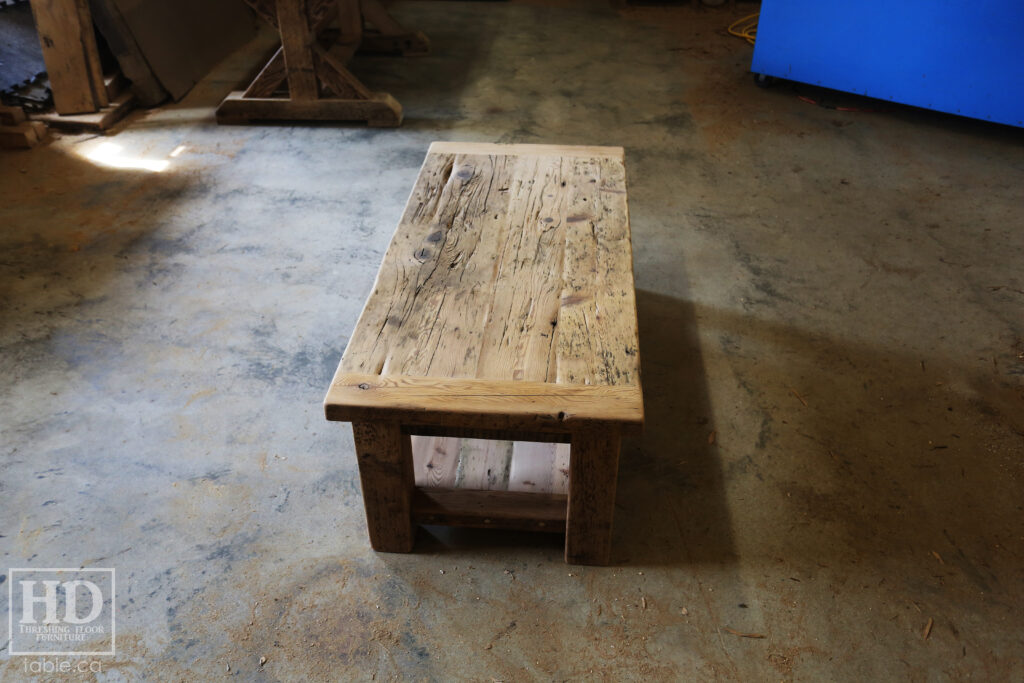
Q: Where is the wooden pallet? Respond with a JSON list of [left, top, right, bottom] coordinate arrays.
[[325, 142, 644, 565], [216, 0, 428, 126]]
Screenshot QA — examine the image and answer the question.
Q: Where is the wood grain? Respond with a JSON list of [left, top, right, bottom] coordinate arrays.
[[508, 441, 570, 494], [334, 143, 641, 407], [351, 421, 415, 552], [327, 144, 641, 563], [565, 427, 621, 565], [327, 373, 644, 433], [455, 438, 513, 490], [426, 142, 624, 159], [410, 435, 459, 488], [276, 0, 318, 101], [412, 437, 567, 494], [29, 0, 107, 114]]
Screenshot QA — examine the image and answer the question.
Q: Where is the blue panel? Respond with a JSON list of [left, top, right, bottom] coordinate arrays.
[[751, 1, 1024, 127]]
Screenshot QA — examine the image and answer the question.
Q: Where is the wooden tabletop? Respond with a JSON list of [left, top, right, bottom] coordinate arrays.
[[325, 142, 643, 434]]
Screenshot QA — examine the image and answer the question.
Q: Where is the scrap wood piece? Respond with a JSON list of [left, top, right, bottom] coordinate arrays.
[[789, 388, 808, 406], [32, 91, 134, 132], [0, 120, 47, 148], [722, 627, 766, 639], [923, 617, 934, 640]]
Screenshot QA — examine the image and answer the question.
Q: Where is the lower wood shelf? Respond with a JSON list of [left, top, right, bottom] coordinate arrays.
[[412, 488, 567, 533]]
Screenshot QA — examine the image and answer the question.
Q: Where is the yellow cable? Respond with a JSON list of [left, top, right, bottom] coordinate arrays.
[[727, 12, 759, 45]]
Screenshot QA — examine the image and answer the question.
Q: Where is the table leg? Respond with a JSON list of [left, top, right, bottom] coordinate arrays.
[[565, 427, 621, 565], [351, 421, 415, 552]]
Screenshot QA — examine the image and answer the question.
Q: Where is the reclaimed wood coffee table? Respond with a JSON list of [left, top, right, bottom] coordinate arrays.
[[324, 142, 643, 565]]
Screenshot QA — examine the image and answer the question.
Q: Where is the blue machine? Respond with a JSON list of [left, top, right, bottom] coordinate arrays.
[[750, 2, 1024, 128]]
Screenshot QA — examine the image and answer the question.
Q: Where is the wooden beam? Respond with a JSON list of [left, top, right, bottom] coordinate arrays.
[[413, 488, 567, 533], [32, 92, 134, 132], [426, 141, 625, 159], [276, 0, 319, 101], [29, 0, 108, 114], [325, 374, 645, 434], [565, 427, 621, 565], [352, 421, 415, 552], [402, 424, 572, 444], [215, 91, 401, 126]]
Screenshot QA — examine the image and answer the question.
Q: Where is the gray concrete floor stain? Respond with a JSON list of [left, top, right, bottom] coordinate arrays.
[[1, 2, 1023, 680]]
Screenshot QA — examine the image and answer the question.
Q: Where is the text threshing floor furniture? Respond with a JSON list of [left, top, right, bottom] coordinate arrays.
[[324, 142, 644, 565]]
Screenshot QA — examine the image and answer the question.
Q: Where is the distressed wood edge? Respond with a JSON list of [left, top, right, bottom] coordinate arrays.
[[427, 141, 625, 159], [324, 373, 644, 433]]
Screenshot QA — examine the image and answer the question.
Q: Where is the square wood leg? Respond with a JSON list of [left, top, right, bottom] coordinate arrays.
[[565, 427, 622, 565], [351, 421, 415, 552]]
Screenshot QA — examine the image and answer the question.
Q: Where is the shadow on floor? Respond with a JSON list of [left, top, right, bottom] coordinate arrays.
[[681, 300, 1023, 586], [614, 288, 737, 567]]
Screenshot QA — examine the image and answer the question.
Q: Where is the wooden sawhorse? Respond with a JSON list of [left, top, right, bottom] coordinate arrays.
[[217, 0, 428, 126]]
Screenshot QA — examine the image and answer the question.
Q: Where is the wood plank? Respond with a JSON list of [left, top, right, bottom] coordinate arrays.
[[413, 488, 566, 533], [508, 441, 569, 494], [473, 154, 569, 383], [325, 374, 644, 433], [33, 92, 133, 132], [454, 438, 512, 490], [29, 0, 107, 114], [427, 142, 624, 159], [337, 144, 641, 395], [215, 91, 401, 126], [405, 425, 571, 444], [277, 0, 319, 101], [351, 421, 415, 552], [410, 435, 459, 488], [565, 427, 620, 565], [556, 155, 639, 386]]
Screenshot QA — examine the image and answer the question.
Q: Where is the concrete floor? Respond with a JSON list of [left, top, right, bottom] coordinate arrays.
[[2, 2, 1023, 680]]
